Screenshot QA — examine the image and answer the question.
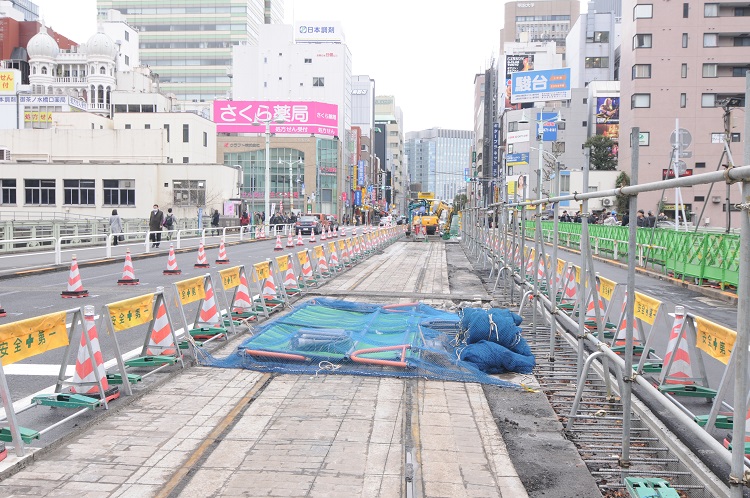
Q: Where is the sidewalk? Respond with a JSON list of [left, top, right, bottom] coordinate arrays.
[[0, 239, 538, 497]]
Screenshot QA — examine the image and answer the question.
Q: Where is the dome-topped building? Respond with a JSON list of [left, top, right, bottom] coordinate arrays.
[[27, 27, 59, 59], [85, 31, 118, 60]]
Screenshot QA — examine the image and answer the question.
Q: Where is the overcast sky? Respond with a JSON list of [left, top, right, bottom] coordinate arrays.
[[34, 0, 512, 132]]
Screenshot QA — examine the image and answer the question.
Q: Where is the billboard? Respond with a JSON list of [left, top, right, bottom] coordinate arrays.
[[537, 112, 559, 141], [595, 96, 620, 140], [510, 68, 572, 103], [504, 54, 534, 110], [506, 153, 529, 166], [294, 22, 344, 43], [213, 100, 338, 136]]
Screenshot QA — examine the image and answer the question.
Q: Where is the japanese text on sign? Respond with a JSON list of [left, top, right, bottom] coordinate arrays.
[[557, 259, 566, 276], [253, 261, 271, 282], [276, 255, 289, 272], [219, 266, 242, 290], [328, 242, 336, 253], [175, 276, 207, 305], [0, 71, 14, 93], [0, 311, 68, 365], [313, 245, 324, 259], [634, 292, 660, 325], [108, 294, 155, 332], [598, 277, 616, 302], [338, 240, 346, 251], [695, 316, 735, 365], [572, 265, 581, 284], [297, 250, 310, 266], [213, 100, 338, 136], [510, 68, 571, 104]]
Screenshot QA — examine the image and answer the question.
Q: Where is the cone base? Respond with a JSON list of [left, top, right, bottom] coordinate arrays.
[[70, 385, 120, 402], [274, 247, 283, 251], [117, 279, 140, 285], [0, 309, 6, 317], [62, 290, 89, 298], [215, 259, 230, 264], [194, 263, 211, 268], [163, 269, 182, 275], [296, 242, 304, 246]]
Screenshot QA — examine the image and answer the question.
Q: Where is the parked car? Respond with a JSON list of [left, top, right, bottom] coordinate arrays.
[[308, 213, 330, 230], [295, 215, 322, 235]]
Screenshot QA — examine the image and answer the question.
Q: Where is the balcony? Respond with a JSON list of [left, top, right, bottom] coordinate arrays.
[[54, 77, 87, 84]]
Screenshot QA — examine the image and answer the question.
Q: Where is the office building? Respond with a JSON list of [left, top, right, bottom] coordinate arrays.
[[619, 0, 749, 229], [375, 96, 405, 215], [96, 0, 284, 103], [566, 3, 620, 88], [0, 0, 38, 21], [405, 128, 473, 204], [500, 0, 581, 60]]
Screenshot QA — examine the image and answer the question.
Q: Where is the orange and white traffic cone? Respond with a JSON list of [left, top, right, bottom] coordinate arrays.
[[334, 227, 339, 238], [296, 233, 304, 246], [286, 232, 294, 247], [117, 250, 139, 285], [194, 243, 210, 268], [309, 231, 316, 243], [215, 239, 230, 264], [70, 306, 118, 400], [321, 229, 327, 241], [61, 254, 88, 298], [163, 244, 181, 275], [232, 273, 254, 316], [199, 280, 221, 326], [661, 306, 693, 385], [146, 300, 176, 356], [274, 235, 283, 251]]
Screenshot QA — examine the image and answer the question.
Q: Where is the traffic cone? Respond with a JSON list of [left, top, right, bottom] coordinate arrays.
[[282, 257, 299, 290], [661, 306, 693, 385], [296, 233, 304, 246], [70, 307, 118, 400], [117, 250, 139, 285], [146, 300, 176, 356], [334, 227, 339, 238], [274, 235, 284, 251], [286, 232, 294, 247], [194, 243, 210, 268], [163, 244, 182, 275], [262, 273, 279, 301], [216, 239, 230, 264], [61, 255, 88, 298], [309, 231, 316, 243], [321, 229, 327, 241], [232, 273, 254, 316]]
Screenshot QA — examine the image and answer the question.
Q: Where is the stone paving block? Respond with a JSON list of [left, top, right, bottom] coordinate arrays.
[[201, 439, 250, 469], [176, 468, 235, 497], [109, 483, 162, 498]]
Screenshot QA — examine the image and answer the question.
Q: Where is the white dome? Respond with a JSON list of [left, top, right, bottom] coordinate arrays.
[[27, 29, 59, 59], [86, 32, 117, 59]]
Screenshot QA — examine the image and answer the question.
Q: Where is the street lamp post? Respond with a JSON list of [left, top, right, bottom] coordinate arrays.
[[279, 153, 303, 214], [252, 115, 285, 232]]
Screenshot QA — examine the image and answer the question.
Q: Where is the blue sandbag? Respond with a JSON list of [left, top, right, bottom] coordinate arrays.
[[461, 308, 525, 350], [459, 340, 536, 375]]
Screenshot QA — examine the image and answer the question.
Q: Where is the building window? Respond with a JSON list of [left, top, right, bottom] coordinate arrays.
[[389, 142, 398, 148], [695, 162, 706, 168], [173, 180, 205, 206], [701, 93, 716, 107], [103, 179, 135, 206], [681, 64, 688, 78], [313, 77, 325, 87], [631, 93, 651, 108], [694, 196, 705, 202], [552, 142, 565, 153], [683, 3, 689, 17], [704, 3, 719, 17], [736, 7, 749, 16], [735, 36, 750, 46], [703, 64, 718, 77], [560, 174, 571, 192], [633, 34, 652, 49], [557, 121, 566, 130], [124, 30, 130, 41], [632, 64, 652, 78], [304, 58, 312, 63], [508, 122, 518, 132], [593, 31, 609, 43], [100, 66, 106, 74], [183, 157, 189, 163], [703, 34, 718, 47], [64, 179, 95, 205], [733, 67, 750, 77], [680, 93, 687, 108], [682, 33, 688, 48], [203, 131, 208, 147], [24, 179, 56, 205], [1, 179, 16, 205], [164, 124, 170, 142], [41, 66, 47, 75], [634, 4, 653, 19], [144, 124, 150, 129], [124, 124, 131, 129], [582, 121, 588, 127], [124, 55, 130, 66], [585, 57, 609, 68], [183, 124, 189, 142]]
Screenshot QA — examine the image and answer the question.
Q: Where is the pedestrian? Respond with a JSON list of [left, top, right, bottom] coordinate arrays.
[[647, 210, 656, 227], [574, 211, 582, 223], [240, 211, 250, 228], [603, 211, 618, 225], [657, 211, 668, 223], [621, 211, 629, 226], [211, 209, 220, 236], [163, 207, 176, 240], [110, 209, 123, 246], [636, 209, 647, 227], [560, 210, 572, 222], [149, 204, 164, 248]]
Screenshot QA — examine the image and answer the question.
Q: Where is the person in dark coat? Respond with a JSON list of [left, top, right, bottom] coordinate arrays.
[[149, 204, 164, 248]]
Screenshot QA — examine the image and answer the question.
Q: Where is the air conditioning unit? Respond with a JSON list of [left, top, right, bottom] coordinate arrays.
[[0, 148, 9, 161], [602, 198, 612, 206]]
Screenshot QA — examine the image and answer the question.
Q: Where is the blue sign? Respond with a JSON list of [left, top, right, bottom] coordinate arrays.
[[536, 112, 559, 142], [492, 122, 499, 179], [367, 184, 373, 194], [354, 190, 362, 206], [464, 167, 470, 182], [506, 153, 529, 166], [510, 68, 571, 104], [357, 160, 365, 186]]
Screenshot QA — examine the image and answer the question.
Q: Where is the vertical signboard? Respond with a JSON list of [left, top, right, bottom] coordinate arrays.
[[492, 122, 499, 179]]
